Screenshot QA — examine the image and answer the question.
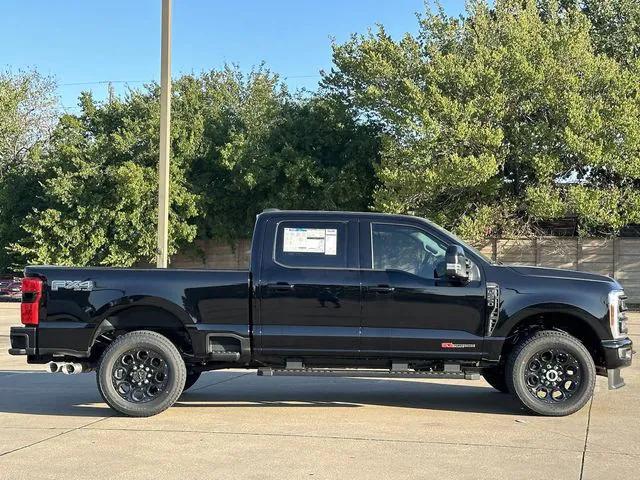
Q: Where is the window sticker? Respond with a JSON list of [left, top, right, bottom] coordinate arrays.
[[324, 228, 337, 255], [283, 228, 337, 255]]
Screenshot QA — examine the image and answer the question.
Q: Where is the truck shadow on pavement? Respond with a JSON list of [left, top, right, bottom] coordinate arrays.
[[176, 375, 525, 415], [0, 371, 524, 417]]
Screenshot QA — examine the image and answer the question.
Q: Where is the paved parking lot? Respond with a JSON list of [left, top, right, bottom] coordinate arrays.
[[0, 302, 638, 479]]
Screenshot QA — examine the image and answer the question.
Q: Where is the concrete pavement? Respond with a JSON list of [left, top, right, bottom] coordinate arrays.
[[0, 302, 638, 479]]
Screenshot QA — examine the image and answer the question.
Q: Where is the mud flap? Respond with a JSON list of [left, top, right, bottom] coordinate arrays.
[[607, 368, 625, 390]]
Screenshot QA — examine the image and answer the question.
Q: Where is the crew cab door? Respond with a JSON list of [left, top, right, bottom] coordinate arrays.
[[255, 216, 361, 357], [359, 220, 486, 359]]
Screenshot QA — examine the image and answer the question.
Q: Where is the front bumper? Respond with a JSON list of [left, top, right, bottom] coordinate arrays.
[[602, 337, 634, 369], [8, 326, 37, 355], [601, 337, 633, 390]]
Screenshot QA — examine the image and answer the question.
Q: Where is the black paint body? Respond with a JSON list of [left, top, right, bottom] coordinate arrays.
[[10, 210, 633, 372]]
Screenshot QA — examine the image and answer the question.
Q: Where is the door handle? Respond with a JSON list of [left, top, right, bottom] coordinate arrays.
[[267, 282, 295, 292], [369, 285, 395, 294]]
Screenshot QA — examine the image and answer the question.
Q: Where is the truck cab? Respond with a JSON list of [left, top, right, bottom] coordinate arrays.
[[9, 210, 634, 417], [253, 211, 487, 362]]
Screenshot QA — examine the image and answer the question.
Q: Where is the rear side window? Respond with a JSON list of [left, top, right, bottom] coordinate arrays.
[[274, 221, 347, 268]]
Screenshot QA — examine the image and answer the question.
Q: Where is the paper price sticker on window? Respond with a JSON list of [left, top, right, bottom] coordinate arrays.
[[283, 228, 337, 255]]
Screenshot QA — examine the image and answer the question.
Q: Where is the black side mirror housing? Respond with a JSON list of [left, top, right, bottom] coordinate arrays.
[[436, 244, 470, 283]]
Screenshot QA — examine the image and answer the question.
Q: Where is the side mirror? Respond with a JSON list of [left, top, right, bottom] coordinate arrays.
[[436, 244, 470, 283]]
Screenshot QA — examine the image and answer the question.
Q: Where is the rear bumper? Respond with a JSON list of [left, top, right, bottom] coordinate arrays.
[[8, 326, 37, 356]]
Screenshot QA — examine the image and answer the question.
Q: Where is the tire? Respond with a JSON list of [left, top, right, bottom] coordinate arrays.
[[482, 368, 509, 393], [183, 371, 202, 392], [506, 330, 595, 416], [97, 330, 186, 417]]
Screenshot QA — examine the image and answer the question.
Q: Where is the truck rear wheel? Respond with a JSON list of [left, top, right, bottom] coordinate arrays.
[[506, 330, 595, 416], [482, 368, 509, 393], [97, 330, 186, 417]]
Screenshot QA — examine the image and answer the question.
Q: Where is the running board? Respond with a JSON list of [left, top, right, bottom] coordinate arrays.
[[257, 367, 480, 380]]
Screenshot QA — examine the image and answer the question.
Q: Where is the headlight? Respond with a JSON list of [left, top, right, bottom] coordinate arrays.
[[608, 290, 628, 339]]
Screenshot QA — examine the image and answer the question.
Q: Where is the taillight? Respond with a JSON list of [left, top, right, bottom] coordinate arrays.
[[21, 277, 43, 325]]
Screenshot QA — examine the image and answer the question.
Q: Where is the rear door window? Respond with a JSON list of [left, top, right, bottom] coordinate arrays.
[[274, 221, 347, 268]]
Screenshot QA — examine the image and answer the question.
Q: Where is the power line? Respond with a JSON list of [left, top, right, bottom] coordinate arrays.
[[58, 74, 324, 87], [284, 74, 322, 79], [59, 80, 152, 86]]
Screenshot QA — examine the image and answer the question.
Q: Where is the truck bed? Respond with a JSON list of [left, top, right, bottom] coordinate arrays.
[[24, 265, 251, 359]]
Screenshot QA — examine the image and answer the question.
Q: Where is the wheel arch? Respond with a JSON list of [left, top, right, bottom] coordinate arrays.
[[498, 307, 605, 367], [89, 302, 196, 360]]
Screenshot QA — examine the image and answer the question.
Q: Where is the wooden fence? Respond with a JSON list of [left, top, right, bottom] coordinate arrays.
[[170, 237, 640, 302], [477, 237, 640, 302]]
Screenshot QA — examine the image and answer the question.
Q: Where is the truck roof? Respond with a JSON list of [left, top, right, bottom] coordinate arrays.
[[259, 209, 424, 222]]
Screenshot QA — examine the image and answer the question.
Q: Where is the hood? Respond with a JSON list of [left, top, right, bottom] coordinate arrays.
[[509, 265, 620, 287]]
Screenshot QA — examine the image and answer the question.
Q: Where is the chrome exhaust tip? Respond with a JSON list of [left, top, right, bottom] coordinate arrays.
[[45, 362, 61, 373], [62, 363, 80, 375], [61, 362, 94, 375]]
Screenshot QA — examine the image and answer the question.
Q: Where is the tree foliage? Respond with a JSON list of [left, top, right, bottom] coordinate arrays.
[[548, 0, 640, 64], [8, 67, 379, 267], [2, 0, 640, 270], [0, 70, 58, 271], [323, 0, 640, 240], [12, 89, 200, 267], [187, 68, 379, 240], [0, 70, 58, 178]]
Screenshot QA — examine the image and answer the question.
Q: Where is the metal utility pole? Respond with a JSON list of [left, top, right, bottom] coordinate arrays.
[[157, 0, 172, 268]]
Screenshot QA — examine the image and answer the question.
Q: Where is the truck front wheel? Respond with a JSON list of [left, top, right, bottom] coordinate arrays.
[[97, 330, 187, 417], [482, 368, 509, 393], [506, 330, 596, 416]]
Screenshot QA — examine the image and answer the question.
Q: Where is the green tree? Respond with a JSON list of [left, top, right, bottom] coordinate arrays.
[[0, 70, 57, 177], [0, 70, 57, 271], [324, 0, 640, 241], [544, 0, 640, 65], [185, 66, 380, 240], [10, 66, 379, 266], [12, 89, 199, 267]]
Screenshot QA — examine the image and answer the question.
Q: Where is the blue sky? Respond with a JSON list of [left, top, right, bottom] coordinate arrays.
[[1, 1, 465, 111]]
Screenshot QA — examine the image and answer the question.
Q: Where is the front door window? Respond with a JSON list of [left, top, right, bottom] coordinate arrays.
[[371, 223, 447, 279]]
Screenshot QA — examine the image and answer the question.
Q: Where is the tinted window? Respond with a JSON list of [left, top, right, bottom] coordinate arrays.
[[372, 223, 446, 279], [275, 221, 347, 268]]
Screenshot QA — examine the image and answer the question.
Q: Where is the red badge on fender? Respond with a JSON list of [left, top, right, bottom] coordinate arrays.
[[441, 342, 475, 349]]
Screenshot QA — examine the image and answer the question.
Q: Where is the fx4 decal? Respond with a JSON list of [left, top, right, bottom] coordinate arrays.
[[51, 280, 94, 292]]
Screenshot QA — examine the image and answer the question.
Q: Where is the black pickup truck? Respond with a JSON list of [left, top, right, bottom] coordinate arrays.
[[9, 210, 633, 417]]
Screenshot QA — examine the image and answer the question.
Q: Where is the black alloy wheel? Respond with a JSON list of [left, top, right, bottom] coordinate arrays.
[[97, 330, 186, 417], [507, 330, 595, 416], [523, 348, 581, 403], [111, 348, 170, 403]]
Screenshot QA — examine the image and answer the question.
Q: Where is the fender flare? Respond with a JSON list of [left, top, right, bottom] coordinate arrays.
[[88, 296, 197, 352], [496, 302, 608, 341]]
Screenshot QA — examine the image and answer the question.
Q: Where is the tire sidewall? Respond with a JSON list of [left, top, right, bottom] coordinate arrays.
[[509, 333, 595, 416], [97, 331, 186, 417]]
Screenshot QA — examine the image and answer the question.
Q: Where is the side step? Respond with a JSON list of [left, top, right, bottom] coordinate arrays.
[[209, 351, 241, 361], [257, 367, 479, 380]]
